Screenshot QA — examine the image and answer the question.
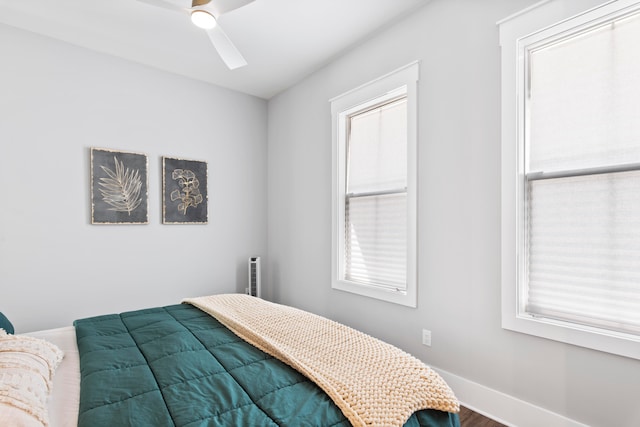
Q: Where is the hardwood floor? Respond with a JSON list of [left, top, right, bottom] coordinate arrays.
[[459, 406, 507, 427]]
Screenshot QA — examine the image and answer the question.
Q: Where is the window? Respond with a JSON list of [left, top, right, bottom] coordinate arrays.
[[331, 63, 418, 307], [500, 0, 640, 359]]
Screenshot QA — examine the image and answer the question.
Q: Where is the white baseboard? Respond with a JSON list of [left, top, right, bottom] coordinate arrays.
[[433, 367, 589, 427]]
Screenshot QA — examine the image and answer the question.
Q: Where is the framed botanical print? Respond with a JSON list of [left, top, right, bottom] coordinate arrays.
[[162, 157, 208, 224], [91, 148, 148, 224]]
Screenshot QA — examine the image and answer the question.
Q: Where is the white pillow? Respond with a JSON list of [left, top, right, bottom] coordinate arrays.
[[0, 330, 64, 427]]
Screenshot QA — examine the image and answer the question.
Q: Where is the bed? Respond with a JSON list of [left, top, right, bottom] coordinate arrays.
[[2, 294, 460, 427]]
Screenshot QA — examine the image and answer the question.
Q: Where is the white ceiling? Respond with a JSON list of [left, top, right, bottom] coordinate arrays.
[[0, 0, 428, 99]]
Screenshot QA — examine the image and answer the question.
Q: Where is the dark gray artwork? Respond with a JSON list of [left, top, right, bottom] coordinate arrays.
[[91, 148, 148, 224], [162, 157, 208, 224]]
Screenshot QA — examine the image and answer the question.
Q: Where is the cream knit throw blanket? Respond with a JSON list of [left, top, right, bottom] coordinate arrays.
[[184, 294, 459, 427]]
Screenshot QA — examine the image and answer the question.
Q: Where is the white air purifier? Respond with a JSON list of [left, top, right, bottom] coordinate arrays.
[[247, 257, 261, 297]]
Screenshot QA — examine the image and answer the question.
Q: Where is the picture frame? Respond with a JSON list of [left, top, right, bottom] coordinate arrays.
[[162, 157, 208, 224], [91, 148, 149, 224]]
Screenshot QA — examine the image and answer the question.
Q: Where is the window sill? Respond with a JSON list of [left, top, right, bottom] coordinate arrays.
[[502, 310, 640, 360], [332, 279, 416, 308]]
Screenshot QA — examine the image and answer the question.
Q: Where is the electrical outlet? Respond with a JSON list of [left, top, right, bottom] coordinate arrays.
[[422, 329, 431, 347]]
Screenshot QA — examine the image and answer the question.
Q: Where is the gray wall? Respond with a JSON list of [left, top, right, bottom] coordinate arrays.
[[0, 23, 267, 332], [266, 1, 640, 426]]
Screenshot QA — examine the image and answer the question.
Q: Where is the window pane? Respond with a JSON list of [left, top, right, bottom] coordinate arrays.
[[527, 171, 640, 334], [529, 11, 640, 173], [347, 98, 407, 193], [345, 193, 406, 289]]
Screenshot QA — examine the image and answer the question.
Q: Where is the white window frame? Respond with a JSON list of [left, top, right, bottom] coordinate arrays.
[[330, 62, 419, 307], [500, 0, 640, 360]]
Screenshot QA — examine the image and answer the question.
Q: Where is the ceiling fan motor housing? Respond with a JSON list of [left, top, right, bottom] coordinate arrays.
[[192, 0, 211, 7]]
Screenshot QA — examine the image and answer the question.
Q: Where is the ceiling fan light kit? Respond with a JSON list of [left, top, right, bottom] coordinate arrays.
[[191, 10, 217, 29]]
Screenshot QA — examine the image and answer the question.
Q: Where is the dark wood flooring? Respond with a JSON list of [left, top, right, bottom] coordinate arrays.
[[459, 405, 507, 427]]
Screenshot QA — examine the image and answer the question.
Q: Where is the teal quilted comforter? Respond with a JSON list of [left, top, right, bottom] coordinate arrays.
[[74, 304, 460, 427]]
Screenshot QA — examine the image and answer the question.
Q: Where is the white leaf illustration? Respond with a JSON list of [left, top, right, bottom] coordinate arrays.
[[98, 156, 143, 215], [170, 168, 202, 215]]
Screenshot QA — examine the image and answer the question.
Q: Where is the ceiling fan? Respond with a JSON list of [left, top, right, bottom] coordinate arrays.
[[137, 0, 255, 70]]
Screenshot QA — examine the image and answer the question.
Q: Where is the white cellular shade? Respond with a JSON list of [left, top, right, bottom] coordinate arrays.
[[346, 193, 407, 288], [525, 10, 640, 337], [347, 98, 407, 194], [344, 97, 408, 290], [527, 171, 640, 334], [529, 11, 640, 173]]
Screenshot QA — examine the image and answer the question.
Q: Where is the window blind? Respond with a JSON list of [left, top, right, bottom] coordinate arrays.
[[345, 98, 407, 290], [346, 193, 407, 288], [526, 11, 640, 335], [527, 171, 640, 334]]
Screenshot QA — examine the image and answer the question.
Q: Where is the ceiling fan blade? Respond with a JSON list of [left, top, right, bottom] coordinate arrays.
[[205, 24, 247, 70], [136, 0, 190, 12], [202, 0, 255, 17]]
